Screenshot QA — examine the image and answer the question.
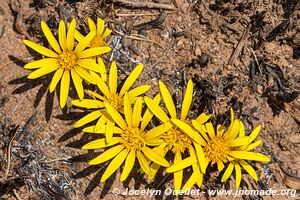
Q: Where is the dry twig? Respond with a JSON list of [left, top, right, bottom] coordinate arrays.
[[114, 0, 177, 10]]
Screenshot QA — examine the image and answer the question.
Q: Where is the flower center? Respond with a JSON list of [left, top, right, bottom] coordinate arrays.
[[121, 128, 146, 150], [58, 51, 77, 70], [107, 94, 122, 111], [204, 136, 230, 164], [90, 35, 105, 48], [162, 128, 192, 153]]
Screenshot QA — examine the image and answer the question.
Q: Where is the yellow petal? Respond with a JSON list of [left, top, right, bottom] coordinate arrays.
[[41, 21, 61, 54], [72, 99, 104, 109], [182, 168, 201, 192], [249, 125, 261, 144], [174, 152, 183, 192], [23, 40, 58, 58], [246, 140, 262, 151], [83, 125, 123, 134], [234, 162, 242, 188], [142, 146, 170, 167], [221, 162, 234, 182], [66, 19, 76, 51], [238, 160, 258, 181], [141, 94, 160, 130], [82, 137, 121, 149], [144, 96, 169, 123], [70, 69, 84, 100], [196, 113, 211, 124], [217, 160, 225, 171], [59, 70, 70, 108], [101, 149, 128, 182], [171, 119, 206, 146], [105, 119, 115, 143], [95, 113, 108, 131], [97, 57, 107, 82], [229, 136, 250, 147], [145, 138, 164, 146], [239, 120, 245, 137], [27, 64, 59, 79], [109, 61, 118, 94], [87, 17, 96, 32], [124, 93, 133, 127], [58, 20, 67, 51], [120, 150, 136, 182], [217, 124, 225, 137], [224, 119, 240, 139], [24, 58, 58, 69], [77, 47, 111, 58], [102, 28, 112, 38], [137, 151, 150, 175], [89, 145, 124, 165], [132, 97, 143, 128], [104, 102, 127, 130], [97, 18, 105, 35], [119, 64, 144, 97], [74, 30, 84, 42], [74, 66, 96, 84], [75, 31, 96, 53], [159, 80, 177, 118], [49, 68, 64, 93], [77, 59, 103, 73], [128, 85, 151, 98], [192, 120, 209, 142], [144, 121, 173, 140], [193, 142, 207, 173], [96, 75, 111, 97], [228, 151, 270, 162], [205, 122, 216, 139], [180, 79, 193, 120], [74, 110, 102, 128], [166, 156, 197, 173]]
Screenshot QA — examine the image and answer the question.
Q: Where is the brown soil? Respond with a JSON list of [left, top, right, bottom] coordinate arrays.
[[0, 0, 299, 199]]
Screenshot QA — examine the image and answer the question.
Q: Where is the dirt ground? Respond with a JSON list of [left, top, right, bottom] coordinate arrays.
[[0, 0, 299, 199]]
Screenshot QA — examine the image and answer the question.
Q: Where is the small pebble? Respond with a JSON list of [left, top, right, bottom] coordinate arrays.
[[256, 85, 263, 94]]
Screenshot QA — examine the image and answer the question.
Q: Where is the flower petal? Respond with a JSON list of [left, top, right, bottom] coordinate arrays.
[[59, 70, 70, 108], [49, 68, 64, 93], [83, 125, 123, 134], [196, 113, 211, 124], [74, 110, 102, 128], [228, 136, 250, 147], [166, 156, 197, 173], [119, 64, 144, 97], [217, 160, 225, 171], [97, 57, 107, 82], [144, 96, 169, 123], [96, 75, 111, 97], [102, 28, 112, 38], [72, 99, 104, 109], [137, 151, 150, 175], [97, 18, 105, 35], [77, 47, 111, 58], [248, 125, 261, 144], [75, 31, 96, 53], [104, 102, 127, 130], [238, 160, 258, 181], [239, 120, 245, 137], [145, 121, 173, 140], [24, 58, 58, 69], [77, 59, 103, 73], [58, 20, 67, 51], [132, 97, 143, 128], [66, 19, 76, 51], [194, 142, 207, 173], [82, 137, 121, 149], [192, 120, 209, 142], [120, 150, 136, 182], [70, 69, 84, 100], [142, 146, 170, 167], [74, 30, 84, 42], [235, 162, 242, 188], [124, 93, 133, 127], [88, 17, 97, 32], [224, 119, 240, 139], [141, 94, 160, 130], [159, 80, 177, 118], [246, 140, 262, 151], [101, 149, 128, 182], [89, 145, 124, 165], [95, 112, 108, 131], [221, 162, 234, 182], [41, 21, 61, 54], [27, 64, 59, 79], [171, 119, 206, 146], [128, 85, 151, 99], [74, 66, 96, 84], [23, 40, 58, 58], [182, 168, 202, 192], [174, 152, 183, 192], [109, 61, 118, 94], [105, 119, 115, 143], [180, 79, 193, 120], [228, 151, 270, 162]]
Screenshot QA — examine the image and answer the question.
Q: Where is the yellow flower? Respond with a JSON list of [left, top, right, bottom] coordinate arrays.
[[72, 61, 150, 142], [82, 93, 170, 182], [23, 19, 111, 108], [221, 110, 267, 188], [75, 17, 112, 81], [144, 80, 210, 191], [167, 109, 270, 190]]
